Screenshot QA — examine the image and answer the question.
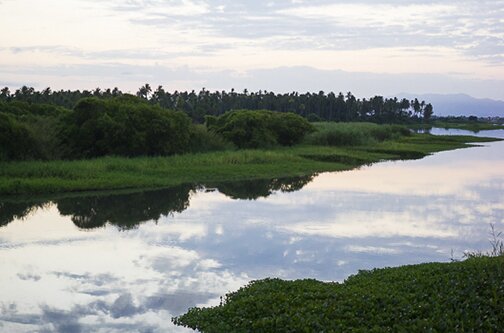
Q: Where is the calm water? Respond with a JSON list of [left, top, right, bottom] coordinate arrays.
[[1, 129, 503, 333]]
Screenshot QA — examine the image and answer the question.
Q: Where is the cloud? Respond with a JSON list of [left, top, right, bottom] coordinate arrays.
[[41, 307, 83, 333], [109, 293, 139, 319], [0, 303, 42, 326], [110, 0, 210, 16], [1, 0, 503, 96], [104, 0, 504, 62], [17, 273, 41, 281], [345, 245, 401, 255], [1, 63, 504, 99], [278, 3, 456, 28], [144, 291, 218, 314]]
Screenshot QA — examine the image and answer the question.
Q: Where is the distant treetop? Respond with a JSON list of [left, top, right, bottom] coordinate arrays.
[[0, 85, 434, 123]]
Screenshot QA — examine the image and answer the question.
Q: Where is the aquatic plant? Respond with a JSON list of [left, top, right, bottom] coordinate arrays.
[[173, 256, 504, 332]]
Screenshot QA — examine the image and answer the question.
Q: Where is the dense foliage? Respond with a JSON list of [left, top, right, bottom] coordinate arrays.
[[0, 101, 70, 160], [60, 96, 192, 158], [0, 113, 39, 160], [173, 256, 504, 333], [1, 85, 434, 123], [0, 85, 439, 161], [206, 110, 314, 148]]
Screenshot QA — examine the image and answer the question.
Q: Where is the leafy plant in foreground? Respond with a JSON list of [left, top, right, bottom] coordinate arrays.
[[173, 256, 504, 333]]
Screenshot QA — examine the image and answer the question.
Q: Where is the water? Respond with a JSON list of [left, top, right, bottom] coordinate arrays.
[[1, 129, 503, 333]]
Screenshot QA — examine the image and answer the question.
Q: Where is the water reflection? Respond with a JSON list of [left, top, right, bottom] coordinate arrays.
[[1, 129, 503, 333], [0, 201, 47, 227], [205, 175, 314, 200], [0, 175, 315, 230], [57, 185, 194, 230]]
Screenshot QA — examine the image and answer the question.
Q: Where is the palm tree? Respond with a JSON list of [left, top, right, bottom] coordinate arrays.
[[136, 83, 152, 99], [0, 87, 10, 100]]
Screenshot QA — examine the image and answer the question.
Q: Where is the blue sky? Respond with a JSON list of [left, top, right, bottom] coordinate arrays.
[[0, 0, 503, 99]]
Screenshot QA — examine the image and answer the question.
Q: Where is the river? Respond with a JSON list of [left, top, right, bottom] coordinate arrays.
[[1, 129, 503, 332]]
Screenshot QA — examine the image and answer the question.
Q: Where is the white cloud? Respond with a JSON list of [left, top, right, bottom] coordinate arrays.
[[0, 0, 503, 96], [345, 245, 401, 255], [279, 3, 456, 28]]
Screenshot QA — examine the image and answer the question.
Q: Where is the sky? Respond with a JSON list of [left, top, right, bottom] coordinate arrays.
[[0, 0, 503, 99]]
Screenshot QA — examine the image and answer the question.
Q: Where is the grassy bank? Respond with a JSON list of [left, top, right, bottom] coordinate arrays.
[[173, 256, 504, 332], [0, 132, 499, 195]]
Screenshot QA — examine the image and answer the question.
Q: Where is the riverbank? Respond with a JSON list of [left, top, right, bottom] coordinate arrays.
[[0, 133, 499, 195], [173, 255, 504, 332]]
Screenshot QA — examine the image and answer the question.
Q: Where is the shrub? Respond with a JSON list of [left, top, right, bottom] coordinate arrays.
[[0, 113, 40, 160], [206, 110, 314, 149], [60, 96, 192, 158], [0, 101, 69, 160], [306, 113, 322, 122]]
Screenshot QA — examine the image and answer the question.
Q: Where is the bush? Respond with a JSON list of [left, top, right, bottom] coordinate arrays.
[[0, 100, 69, 118], [0, 113, 40, 160], [206, 110, 314, 149], [0, 101, 69, 160], [306, 113, 322, 122], [60, 96, 192, 158], [188, 125, 235, 153]]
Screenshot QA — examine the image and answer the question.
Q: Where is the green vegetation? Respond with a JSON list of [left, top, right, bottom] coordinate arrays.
[[0, 92, 500, 195], [206, 109, 314, 148], [0, 100, 70, 160], [0, 131, 498, 195], [173, 256, 504, 332], [188, 124, 236, 153], [0, 113, 39, 160], [60, 96, 192, 158], [1, 85, 434, 123], [305, 122, 411, 146]]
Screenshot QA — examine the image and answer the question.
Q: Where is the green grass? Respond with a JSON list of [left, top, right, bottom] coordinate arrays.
[[305, 122, 411, 146], [0, 128, 500, 195], [173, 256, 504, 333]]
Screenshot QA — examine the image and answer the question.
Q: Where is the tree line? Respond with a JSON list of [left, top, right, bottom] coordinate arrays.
[[0, 85, 433, 124], [0, 95, 314, 161]]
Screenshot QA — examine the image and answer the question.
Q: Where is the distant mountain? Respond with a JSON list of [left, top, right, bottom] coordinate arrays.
[[395, 93, 504, 117]]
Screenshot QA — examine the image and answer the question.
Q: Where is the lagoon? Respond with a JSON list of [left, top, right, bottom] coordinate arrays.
[[1, 129, 503, 333]]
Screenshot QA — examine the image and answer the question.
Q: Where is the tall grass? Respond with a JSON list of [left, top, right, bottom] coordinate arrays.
[[304, 122, 411, 146], [0, 150, 324, 195], [464, 224, 504, 258], [188, 124, 235, 153]]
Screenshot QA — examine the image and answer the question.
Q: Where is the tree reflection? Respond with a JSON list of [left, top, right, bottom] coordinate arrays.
[[211, 175, 315, 200], [0, 175, 315, 229], [56, 185, 194, 230], [0, 200, 47, 227]]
